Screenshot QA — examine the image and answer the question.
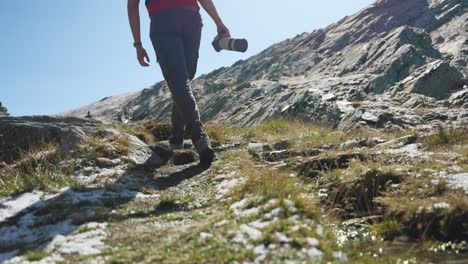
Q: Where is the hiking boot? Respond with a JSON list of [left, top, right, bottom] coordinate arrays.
[[170, 142, 184, 151], [169, 136, 184, 151], [193, 136, 215, 166]]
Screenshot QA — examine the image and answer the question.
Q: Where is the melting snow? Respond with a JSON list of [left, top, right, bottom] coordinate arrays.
[[0, 190, 60, 222], [46, 223, 108, 256], [307, 247, 324, 261], [444, 173, 468, 193]]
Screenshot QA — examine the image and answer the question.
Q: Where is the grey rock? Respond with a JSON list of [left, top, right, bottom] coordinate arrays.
[[0, 102, 8, 117], [61, 126, 88, 157], [401, 60, 464, 99], [126, 134, 155, 165], [0, 116, 100, 163]]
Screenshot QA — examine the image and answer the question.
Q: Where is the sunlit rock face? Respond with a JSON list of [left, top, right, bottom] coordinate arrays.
[[62, 0, 467, 131]]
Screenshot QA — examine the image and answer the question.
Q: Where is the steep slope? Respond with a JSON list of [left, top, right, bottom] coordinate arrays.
[[61, 0, 467, 130]]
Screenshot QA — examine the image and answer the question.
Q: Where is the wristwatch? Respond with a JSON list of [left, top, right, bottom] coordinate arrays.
[[133, 42, 142, 48]]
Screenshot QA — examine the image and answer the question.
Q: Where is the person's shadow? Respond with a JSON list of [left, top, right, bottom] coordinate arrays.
[[0, 148, 210, 262]]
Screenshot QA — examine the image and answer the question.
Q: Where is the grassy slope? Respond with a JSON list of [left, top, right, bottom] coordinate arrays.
[[1, 119, 467, 263]]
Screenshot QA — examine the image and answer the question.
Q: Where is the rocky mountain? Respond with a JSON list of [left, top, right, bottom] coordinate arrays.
[[62, 0, 467, 132], [0, 102, 8, 117]]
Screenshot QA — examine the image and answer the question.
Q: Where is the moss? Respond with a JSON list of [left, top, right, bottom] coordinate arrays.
[[25, 250, 50, 261]]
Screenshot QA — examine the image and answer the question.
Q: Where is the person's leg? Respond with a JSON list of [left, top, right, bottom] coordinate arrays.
[[150, 33, 205, 150], [170, 104, 185, 149], [181, 11, 215, 165], [181, 12, 205, 142]]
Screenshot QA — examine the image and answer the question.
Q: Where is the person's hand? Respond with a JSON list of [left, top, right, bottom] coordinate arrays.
[[136, 46, 150, 67], [217, 23, 231, 38]]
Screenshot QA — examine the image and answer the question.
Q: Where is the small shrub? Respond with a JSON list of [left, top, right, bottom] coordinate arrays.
[[372, 219, 403, 240], [205, 125, 229, 147], [144, 121, 172, 141], [322, 168, 403, 218]]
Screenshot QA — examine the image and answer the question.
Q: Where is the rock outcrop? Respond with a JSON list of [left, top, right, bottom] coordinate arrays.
[[61, 0, 467, 131], [0, 102, 8, 117], [0, 116, 100, 163]]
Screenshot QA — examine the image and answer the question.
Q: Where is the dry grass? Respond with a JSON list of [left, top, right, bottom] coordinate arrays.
[[0, 143, 74, 197], [421, 127, 467, 150], [376, 176, 468, 241], [118, 123, 154, 144]]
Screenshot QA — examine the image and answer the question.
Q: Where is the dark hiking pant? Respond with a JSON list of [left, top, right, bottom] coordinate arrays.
[[150, 8, 206, 144]]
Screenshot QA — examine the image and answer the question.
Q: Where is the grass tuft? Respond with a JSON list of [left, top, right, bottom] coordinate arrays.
[[422, 127, 467, 149], [25, 250, 49, 261], [372, 219, 403, 240]]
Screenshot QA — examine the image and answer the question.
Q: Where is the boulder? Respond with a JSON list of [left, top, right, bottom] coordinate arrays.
[[0, 116, 100, 163], [402, 61, 464, 99]]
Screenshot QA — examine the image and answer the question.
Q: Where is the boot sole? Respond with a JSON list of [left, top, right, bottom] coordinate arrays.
[[199, 148, 215, 167]]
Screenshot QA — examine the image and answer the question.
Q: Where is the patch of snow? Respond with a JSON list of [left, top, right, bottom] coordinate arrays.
[[250, 219, 274, 229], [0, 251, 19, 264], [216, 178, 245, 199], [264, 199, 279, 210], [444, 173, 468, 193], [199, 232, 213, 241], [306, 237, 319, 247], [253, 244, 269, 256], [46, 222, 108, 256], [307, 247, 324, 261], [316, 224, 324, 237], [238, 207, 260, 217], [333, 251, 348, 262], [283, 199, 297, 213], [241, 224, 262, 240], [275, 232, 290, 243], [264, 207, 284, 220], [230, 198, 249, 215], [233, 224, 263, 243], [5, 254, 64, 264], [0, 217, 77, 252], [383, 143, 431, 158], [0, 190, 58, 222], [432, 202, 450, 210], [215, 219, 228, 227]]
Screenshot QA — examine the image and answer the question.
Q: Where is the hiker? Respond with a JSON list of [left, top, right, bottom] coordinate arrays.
[[127, 0, 230, 166]]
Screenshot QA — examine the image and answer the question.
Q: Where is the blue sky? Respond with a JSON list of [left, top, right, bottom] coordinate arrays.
[[1, 0, 375, 116]]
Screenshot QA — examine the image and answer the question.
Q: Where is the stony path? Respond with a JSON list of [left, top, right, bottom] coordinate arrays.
[[0, 151, 242, 263]]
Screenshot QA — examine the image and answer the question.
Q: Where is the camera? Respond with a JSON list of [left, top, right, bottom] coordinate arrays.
[[212, 34, 248, 53]]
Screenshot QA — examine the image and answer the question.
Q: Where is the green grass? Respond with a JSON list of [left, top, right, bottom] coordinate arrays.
[[25, 250, 50, 261], [0, 144, 75, 197], [372, 219, 403, 240], [421, 127, 467, 149]]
